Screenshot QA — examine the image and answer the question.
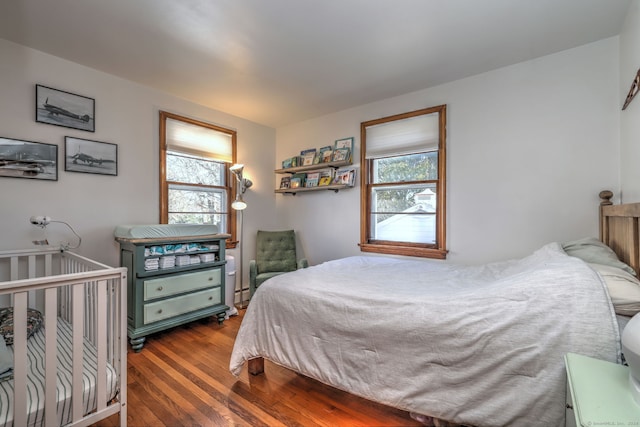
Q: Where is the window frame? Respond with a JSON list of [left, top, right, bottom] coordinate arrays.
[[159, 111, 238, 248], [359, 105, 447, 259]]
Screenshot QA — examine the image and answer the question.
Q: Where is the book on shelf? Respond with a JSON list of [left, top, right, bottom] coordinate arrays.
[[279, 176, 291, 189], [316, 145, 332, 163], [319, 176, 333, 186], [332, 168, 356, 186], [318, 169, 334, 186], [290, 172, 307, 188], [334, 137, 354, 152], [313, 151, 323, 164], [300, 148, 317, 166], [282, 156, 299, 169], [305, 172, 320, 187], [332, 148, 350, 162], [321, 149, 333, 163]]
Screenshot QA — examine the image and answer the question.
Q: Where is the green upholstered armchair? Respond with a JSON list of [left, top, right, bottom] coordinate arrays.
[[249, 230, 308, 298]]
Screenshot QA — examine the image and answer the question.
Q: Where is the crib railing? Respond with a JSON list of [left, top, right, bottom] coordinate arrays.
[[0, 248, 127, 426]]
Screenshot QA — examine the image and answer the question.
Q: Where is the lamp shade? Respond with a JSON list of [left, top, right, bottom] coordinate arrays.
[[622, 312, 640, 405], [231, 197, 247, 210], [230, 164, 244, 178]]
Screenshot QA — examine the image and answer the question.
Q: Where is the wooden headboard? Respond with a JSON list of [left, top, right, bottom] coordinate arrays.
[[600, 190, 640, 276]]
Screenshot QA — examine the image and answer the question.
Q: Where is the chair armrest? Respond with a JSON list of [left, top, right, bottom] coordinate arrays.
[[298, 258, 309, 269], [249, 260, 257, 297]]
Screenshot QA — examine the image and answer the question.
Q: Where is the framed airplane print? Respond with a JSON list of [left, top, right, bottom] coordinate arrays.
[[36, 84, 95, 132], [0, 136, 58, 181], [65, 137, 117, 176]]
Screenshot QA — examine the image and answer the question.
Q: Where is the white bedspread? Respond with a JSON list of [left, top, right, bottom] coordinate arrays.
[[230, 243, 620, 427]]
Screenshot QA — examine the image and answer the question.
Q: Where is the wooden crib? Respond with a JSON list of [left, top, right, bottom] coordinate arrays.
[[0, 248, 127, 426]]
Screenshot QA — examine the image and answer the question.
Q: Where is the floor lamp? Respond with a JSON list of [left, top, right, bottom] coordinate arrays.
[[230, 164, 252, 308]]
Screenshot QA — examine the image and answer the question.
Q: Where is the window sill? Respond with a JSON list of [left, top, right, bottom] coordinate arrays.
[[359, 243, 447, 260]]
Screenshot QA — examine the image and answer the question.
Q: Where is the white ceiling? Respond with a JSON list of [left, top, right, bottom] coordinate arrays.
[[0, 0, 631, 128]]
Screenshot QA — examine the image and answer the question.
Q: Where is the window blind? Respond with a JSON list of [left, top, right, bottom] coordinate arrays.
[[365, 112, 439, 159], [166, 117, 233, 162]]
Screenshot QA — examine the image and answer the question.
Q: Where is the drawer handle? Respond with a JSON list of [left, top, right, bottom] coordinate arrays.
[[208, 277, 213, 281], [208, 296, 213, 300], [157, 309, 163, 314], [157, 286, 163, 291]]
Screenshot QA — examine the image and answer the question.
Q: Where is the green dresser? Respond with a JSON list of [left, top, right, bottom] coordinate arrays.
[[116, 233, 230, 352]]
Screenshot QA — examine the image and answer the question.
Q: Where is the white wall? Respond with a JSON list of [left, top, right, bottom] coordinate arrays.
[[0, 39, 278, 289], [277, 37, 620, 265], [620, 0, 640, 202], [0, 32, 624, 273]]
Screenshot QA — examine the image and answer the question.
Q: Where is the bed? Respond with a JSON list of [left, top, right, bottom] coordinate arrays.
[[0, 248, 127, 427], [230, 191, 639, 427]]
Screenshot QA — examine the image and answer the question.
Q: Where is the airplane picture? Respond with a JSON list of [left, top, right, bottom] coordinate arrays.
[[0, 137, 58, 181], [36, 85, 95, 132], [71, 151, 115, 166], [43, 98, 91, 123], [65, 136, 118, 176], [0, 158, 53, 176]]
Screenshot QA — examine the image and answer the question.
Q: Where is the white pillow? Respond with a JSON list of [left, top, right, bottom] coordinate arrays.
[[590, 263, 640, 316], [563, 237, 637, 276]]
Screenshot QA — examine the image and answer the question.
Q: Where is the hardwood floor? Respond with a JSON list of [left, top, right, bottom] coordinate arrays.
[[94, 309, 422, 427]]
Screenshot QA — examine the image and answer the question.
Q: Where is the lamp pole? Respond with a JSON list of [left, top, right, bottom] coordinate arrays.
[[238, 208, 247, 308], [229, 163, 252, 309]]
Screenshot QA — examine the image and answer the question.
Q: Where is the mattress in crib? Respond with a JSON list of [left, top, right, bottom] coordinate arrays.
[[0, 318, 118, 427]]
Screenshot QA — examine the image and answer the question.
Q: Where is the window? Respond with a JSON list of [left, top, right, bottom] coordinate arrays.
[[360, 105, 447, 259], [159, 111, 238, 246]]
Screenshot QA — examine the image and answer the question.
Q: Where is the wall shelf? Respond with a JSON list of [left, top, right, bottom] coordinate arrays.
[[275, 184, 349, 195], [275, 159, 354, 195]]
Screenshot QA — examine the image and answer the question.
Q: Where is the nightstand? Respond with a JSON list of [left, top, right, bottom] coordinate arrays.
[[565, 352, 640, 427]]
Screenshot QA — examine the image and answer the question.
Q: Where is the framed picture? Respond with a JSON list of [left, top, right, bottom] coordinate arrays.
[[0, 136, 58, 181], [36, 85, 95, 132], [334, 137, 354, 152], [65, 137, 117, 176]]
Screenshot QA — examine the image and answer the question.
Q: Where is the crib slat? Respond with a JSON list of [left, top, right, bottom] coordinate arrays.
[[28, 255, 38, 308], [13, 293, 28, 427], [45, 287, 58, 427], [72, 283, 84, 422], [9, 256, 18, 282], [96, 280, 108, 411], [44, 253, 52, 276], [118, 274, 128, 427], [28, 255, 36, 278]]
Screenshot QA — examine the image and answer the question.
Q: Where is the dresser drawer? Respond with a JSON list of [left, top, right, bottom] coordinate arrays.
[[143, 287, 222, 324], [143, 268, 221, 301]]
